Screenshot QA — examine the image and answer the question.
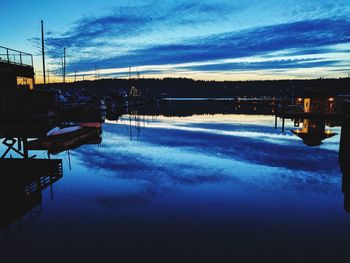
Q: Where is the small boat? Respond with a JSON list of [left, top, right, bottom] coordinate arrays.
[[28, 125, 101, 154], [76, 122, 101, 128], [47, 126, 82, 136]]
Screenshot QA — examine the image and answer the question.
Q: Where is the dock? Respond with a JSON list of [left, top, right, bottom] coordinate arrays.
[[0, 158, 63, 232]]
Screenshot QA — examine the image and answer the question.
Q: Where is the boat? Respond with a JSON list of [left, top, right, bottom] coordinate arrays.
[[27, 125, 101, 154], [46, 126, 82, 136], [76, 122, 101, 128]]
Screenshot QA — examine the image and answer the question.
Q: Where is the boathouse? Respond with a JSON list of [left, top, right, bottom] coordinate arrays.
[[299, 86, 338, 114], [0, 45, 35, 90], [0, 45, 56, 119]]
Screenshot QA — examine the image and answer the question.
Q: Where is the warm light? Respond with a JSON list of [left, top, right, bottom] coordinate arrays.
[[328, 97, 334, 102], [297, 98, 303, 102]]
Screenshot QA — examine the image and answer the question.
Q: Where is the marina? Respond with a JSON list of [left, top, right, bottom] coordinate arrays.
[[1, 1, 350, 261]]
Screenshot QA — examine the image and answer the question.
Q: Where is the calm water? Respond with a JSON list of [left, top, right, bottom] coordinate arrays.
[[1, 114, 349, 262]]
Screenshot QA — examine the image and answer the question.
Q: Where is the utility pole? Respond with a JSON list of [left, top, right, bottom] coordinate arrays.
[[74, 70, 77, 82], [63, 48, 66, 83], [47, 68, 50, 84], [41, 20, 46, 85]]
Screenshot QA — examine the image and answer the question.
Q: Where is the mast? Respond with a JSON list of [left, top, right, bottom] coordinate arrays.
[[63, 47, 66, 83], [41, 20, 46, 85]]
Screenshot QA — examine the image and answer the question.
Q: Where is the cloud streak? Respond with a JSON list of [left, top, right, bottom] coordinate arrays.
[[36, 0, 350, 78], [180, 58, 340, 72], [63, 18, 350, 73], [45, 1, 235, 53]]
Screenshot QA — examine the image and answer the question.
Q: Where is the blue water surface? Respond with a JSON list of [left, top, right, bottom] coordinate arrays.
[[0, 114, 349, 262]]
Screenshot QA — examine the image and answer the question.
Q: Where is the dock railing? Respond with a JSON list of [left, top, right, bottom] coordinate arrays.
[[0, 45, 33, 67]]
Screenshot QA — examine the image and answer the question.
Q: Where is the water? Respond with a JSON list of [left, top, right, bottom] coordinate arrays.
[[1, 113, 349, 262]]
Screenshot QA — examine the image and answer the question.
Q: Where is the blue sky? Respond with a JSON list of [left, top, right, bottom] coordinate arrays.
[[1, 0, 350, 81]]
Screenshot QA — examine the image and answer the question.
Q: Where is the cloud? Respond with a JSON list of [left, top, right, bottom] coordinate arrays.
[[180, 58, 340, 72], [32, 0, 350, 78], [44, 1, 236, 56], [62, 18, 350, 73]]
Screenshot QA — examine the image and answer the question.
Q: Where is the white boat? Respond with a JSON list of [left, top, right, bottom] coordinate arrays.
[[47, 126, 82, 136]]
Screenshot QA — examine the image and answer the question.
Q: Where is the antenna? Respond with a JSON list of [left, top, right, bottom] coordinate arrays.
[[41, 20, 46, 85]]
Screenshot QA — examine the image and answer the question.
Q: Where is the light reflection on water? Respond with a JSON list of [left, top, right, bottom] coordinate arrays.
[[1, 114, 349, 262]]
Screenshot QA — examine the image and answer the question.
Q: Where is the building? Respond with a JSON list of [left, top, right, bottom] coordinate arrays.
[[0, 46, 35, 90], [0, 45, 58, 119]]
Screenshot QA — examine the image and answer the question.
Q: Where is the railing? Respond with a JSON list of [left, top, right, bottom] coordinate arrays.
[[0, 45, 33, 67]]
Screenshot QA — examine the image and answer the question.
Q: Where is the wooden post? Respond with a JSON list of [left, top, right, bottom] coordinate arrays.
[[22, 138, 28, 159], [281, 99, 286, 133], [274, 102, 278, 129], [340, 101, 350, 212], [340, 101, 350, 173]]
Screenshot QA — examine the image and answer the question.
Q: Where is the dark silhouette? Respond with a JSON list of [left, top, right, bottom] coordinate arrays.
[[289, 101, 350, 211], [340, 102, 350, 212], [37, 77, 350, 99], [0, 158, 63, 237], [0, 112, 104, 235]]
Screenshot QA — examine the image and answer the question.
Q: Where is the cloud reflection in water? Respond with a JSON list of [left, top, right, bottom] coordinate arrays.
[[73, 115, 341, 208]]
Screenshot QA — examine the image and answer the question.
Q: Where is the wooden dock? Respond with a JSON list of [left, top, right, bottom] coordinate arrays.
[[276, 112, 344, 121], [0, 158, 63, 232]]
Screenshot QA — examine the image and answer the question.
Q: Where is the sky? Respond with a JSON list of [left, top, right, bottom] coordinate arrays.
[[1, 0, 350, 82]]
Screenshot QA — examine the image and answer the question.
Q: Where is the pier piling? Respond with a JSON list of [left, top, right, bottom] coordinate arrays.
[[340, 101, 350, 212]]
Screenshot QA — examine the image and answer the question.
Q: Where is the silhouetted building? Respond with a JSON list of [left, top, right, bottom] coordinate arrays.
[[0, 46, 35, 91]]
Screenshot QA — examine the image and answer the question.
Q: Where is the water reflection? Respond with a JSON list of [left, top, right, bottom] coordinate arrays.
[[0, 158, 62, 239], [1, 99, 350, 261], [107, 101, 350, 212], [291, 119, 337, 146], [287, 102, 350, 212], [0, 117, 104, 237]]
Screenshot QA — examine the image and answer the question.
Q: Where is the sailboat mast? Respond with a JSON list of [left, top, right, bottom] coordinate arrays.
[[41, 20, 46, 85], [63, 47, 66, 83]]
